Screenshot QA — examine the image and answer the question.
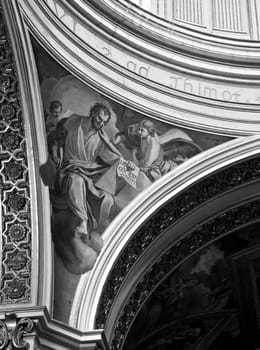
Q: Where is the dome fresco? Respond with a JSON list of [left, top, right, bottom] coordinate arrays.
[[33, 39, 230, 276]]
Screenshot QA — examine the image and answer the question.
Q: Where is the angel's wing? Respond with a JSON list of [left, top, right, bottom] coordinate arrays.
[[159, 128, 202, 160], [159, 128, 193, 144]]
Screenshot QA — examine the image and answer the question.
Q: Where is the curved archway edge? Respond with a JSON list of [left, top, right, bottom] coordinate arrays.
[[72, 136, 260, 334]]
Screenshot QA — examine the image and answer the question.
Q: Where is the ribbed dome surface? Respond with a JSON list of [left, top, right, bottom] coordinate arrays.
[[128, 0, 258, 40]]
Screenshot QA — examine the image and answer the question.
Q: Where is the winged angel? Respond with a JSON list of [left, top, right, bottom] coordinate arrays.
[[110, 119, 202, 208]]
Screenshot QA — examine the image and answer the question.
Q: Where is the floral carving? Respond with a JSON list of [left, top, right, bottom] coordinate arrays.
[[1, 104, 15, 120], [8, 223, 27, 242], [0, 45, 5, 60], [2, 132, 20, 150], [7, 193, 26, 211], [4, 279, 26, 299], [0, 315, 34, 350], [5, 161, 24, 180], [0, 320, 9, 350], [0, 4, 31, 304], [12, 317, 34, 349], [0, 74, 10, 91], [6, 250, 28, 271]]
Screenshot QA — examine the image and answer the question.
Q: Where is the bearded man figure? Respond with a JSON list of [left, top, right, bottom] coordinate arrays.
[[52, 103, 125, 274]]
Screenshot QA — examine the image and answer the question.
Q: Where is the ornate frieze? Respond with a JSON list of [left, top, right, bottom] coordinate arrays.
[[95, 156, 260, 343], [0, 3, 31, 304]]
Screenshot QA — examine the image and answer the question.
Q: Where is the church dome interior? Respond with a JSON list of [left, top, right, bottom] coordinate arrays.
[[0, 0, 260, 349]]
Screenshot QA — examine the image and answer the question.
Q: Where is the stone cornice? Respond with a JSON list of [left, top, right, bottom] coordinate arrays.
[[65, 0, 260, 64], [36, 308, 109, 349], [16, 0, 260, 135], [44, 0, 260, 79], [0, 308, 109, 350]]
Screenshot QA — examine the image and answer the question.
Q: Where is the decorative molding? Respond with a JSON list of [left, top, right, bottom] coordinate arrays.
[[0, 314, 34, 350], [42, 0, 260, 75], [36, 309, 110, 350], [16, 0, 260, 136], [109, 199, 260, 350], [0, 308, 110, 350], [95, 153, 260, 331], [65, 0, 260, 55], [0, 1, 32, 305], [1, 0, 53, 309], [72, 136, 260, 331]]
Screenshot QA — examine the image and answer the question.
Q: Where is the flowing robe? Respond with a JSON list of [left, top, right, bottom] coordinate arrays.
[[60, 115, 121, 231], [138, 134, 177, 182]]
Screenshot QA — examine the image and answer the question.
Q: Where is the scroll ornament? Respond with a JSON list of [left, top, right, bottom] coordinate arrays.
[[0, 314, 34, 350]]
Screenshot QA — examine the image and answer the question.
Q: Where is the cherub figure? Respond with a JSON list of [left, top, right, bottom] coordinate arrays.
[[113, 119, 201, 183], [45, 100, 62, 135], [47, 118, 68, 169], [45, 118, 68, 194]]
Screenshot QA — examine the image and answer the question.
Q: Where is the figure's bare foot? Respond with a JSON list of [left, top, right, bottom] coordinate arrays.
[[75, 221, 87, 233]]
